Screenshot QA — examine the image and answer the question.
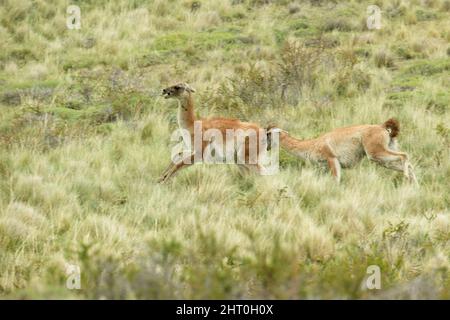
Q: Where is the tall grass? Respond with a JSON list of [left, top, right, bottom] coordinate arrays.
[[0, 0, 449, 299]]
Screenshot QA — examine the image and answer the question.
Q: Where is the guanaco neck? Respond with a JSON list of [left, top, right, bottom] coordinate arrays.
[[279, 132, 316, 160], [177, 93, 196, 131]]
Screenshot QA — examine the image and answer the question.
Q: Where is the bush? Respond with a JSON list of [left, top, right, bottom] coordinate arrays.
[[374, 49, 396, 68], [330, 48, 371, 97], [207, 63, 280, 112], [202, 39, 327, 113], [415, 9, 438, 21], [333, 67, 371, 97], [278, 39, 326, 103], [443, 1, 450, 11], [394, 46, 415, 60], [288, 3, 301, 14], [321, 18, 356, 32], [403, 58, 450, 76]]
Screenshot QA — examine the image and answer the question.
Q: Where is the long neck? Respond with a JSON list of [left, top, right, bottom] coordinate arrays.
[[177, 94, 196, 130], [279, 132, 316, 160]]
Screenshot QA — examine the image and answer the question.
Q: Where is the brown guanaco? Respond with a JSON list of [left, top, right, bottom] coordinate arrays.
[[158, 83, 273, 183], [267, 119, 417, 183]]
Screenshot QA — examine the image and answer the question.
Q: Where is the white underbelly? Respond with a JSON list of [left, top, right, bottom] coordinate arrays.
[[335, 143, 365, 167]]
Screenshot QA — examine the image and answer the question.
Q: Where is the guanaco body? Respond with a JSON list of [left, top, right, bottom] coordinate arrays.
[[267, 119, 417, 183], [158, 83, 269, 183]]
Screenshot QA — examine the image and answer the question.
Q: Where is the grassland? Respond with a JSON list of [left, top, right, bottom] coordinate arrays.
[[0, 0, 449, 299]]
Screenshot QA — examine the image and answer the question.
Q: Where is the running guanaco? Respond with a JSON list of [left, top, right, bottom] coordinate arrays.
[[158, 83, 271, 183], [267, 119, 417, 183]]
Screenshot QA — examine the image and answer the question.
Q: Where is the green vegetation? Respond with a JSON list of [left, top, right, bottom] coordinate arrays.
[[0, 0, 449, 299]]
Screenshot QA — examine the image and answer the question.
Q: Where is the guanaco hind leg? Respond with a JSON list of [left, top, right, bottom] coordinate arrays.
[[327, 157, 341, 183], [406, 161, 418, 184], [237, 164, 251, 176], [243, 163, 265, 174]]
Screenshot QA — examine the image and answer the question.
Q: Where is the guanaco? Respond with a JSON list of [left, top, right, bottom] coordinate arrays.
[[158, 83, 270, 183], [267, 119, 417, 183]]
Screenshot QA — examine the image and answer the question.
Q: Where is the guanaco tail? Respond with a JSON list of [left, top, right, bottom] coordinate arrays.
[[267, 119, 417, 183], [158, 82, 272, 183]]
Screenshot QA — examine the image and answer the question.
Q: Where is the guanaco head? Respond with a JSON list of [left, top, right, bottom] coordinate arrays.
[[162, 82, 196, 100], [266, 125, 286, 150]]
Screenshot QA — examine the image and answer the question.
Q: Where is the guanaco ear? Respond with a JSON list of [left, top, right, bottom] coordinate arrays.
[[269, 128, 282, 133], [266, 126, 287, 133], [266, 125, 285, 134], [184, 83, 196, 93]]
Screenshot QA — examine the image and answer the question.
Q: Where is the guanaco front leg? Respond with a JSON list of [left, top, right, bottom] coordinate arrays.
[[242, 163, 265, 175], [385, 149, 410, 177], [158, 151, 184, 180], [158, 153, 195, 184], [367, 149, 416, 183]]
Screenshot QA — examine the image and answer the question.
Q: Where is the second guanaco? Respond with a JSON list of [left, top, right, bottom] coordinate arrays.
[[267, 119, 417, 183]]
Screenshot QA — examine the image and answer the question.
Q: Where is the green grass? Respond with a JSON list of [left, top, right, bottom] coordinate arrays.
[[402, 58, 450, 76], [0, 0, 449, 299]]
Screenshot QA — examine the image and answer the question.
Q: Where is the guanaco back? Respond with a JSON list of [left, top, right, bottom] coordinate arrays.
[[267, 119, 417, 183]]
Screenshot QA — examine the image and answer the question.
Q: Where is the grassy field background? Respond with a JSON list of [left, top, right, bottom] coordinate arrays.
[[0, 0, 449, 299]]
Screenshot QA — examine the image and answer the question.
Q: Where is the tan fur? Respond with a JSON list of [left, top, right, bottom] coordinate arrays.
[[159, 83, 267, 183], [268, 119, 417, 183]]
